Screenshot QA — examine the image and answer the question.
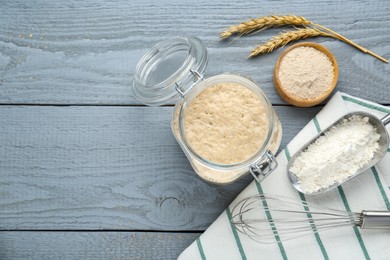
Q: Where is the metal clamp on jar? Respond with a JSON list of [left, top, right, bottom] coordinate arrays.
[[132, 36, 282, 184]]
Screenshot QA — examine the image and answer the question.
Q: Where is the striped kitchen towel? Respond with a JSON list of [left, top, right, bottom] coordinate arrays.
[[179, 92, 390, 260]]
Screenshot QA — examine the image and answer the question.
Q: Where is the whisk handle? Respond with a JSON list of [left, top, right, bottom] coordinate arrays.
[[360, 211, 390, 229], [381, 113, 390, 126]]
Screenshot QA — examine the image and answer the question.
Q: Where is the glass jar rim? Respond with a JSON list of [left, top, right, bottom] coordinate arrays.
[[178, 74, 275, 170], [132, 36, 208, 106]]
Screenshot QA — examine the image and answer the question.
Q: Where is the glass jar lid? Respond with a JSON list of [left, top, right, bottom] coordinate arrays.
[[132, 36, 208, 106]]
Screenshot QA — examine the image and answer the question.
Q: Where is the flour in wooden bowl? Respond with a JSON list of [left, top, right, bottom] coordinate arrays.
[[274, 43, 338, 108], [184, 83, 269, 165], [278, 46, 334, 100]]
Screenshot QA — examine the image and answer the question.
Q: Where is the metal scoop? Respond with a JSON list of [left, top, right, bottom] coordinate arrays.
[[288, 111, 390, 195]]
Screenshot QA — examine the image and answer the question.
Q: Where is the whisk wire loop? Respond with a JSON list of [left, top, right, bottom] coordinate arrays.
[[230, 194, 361, 243]]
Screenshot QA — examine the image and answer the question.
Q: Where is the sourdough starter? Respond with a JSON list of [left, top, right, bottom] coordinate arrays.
[[184, 83, 269, 165]]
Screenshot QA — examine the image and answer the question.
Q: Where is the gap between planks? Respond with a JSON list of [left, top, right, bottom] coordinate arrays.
[[0, 229, 204, 233], [0, 103, 323, 107]]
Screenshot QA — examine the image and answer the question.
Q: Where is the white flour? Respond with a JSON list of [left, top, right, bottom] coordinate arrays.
[[291, 115, 380, 193]]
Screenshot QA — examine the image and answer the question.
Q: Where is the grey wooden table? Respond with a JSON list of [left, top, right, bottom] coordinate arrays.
[[0, 0, 389, 259]]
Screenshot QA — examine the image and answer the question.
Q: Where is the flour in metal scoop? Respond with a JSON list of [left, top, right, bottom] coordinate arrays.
[[291, 115, 380, 193]]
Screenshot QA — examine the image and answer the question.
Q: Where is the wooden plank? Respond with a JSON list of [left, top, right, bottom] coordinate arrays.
[[0, 0, 389, 105], [0, 231, 199, 260], [0, 105, 321, 230]]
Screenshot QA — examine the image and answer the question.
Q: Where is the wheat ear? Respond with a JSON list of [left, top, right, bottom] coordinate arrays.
[[220, 15, 311, 39], [249, 28, 331, 57], [313, 23, 388, 63]]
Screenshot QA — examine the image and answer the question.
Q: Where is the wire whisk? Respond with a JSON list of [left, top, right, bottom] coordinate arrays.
[[230, 194, 390, 244]]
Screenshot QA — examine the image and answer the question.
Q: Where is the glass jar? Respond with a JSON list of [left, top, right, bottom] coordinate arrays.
[[132, 36, 282, 184]]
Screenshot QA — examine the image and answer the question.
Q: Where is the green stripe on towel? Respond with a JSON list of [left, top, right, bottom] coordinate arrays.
[[313, 116, 322, 133], [298, 192, 329, 260], [284, 148, 291, 161], [371, 167, 390, 210], [226, 207, 247, 260], [196, 238, 206, 260], [285, 147, 329, 260], [255, 181, 288, 260], [313, 119, 370, 259], [338, 187, 371, 260], [341, 95, 390, 114]]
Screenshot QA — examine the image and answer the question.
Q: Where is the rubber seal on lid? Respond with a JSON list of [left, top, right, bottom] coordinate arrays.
[[132, 36, 208, 106]]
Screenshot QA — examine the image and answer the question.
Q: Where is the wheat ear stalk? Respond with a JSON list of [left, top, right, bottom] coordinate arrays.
[[249, 28, 331, 57], [220, 15, 311, 39], [313, 23, 388, 63]]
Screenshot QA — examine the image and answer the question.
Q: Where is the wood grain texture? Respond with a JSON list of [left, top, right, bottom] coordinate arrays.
[[1, 1, 389, 257], [0, 0, 389, 105], [0, 231, 199, 260], [0, 105, 321, 230]]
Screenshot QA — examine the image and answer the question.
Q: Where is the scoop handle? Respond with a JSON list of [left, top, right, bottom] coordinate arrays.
[[360, 210, 390, 228], [381, 113, 390, 126]]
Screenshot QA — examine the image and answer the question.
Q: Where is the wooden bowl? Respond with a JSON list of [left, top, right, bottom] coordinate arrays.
[[273, 42, 339, 107]]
